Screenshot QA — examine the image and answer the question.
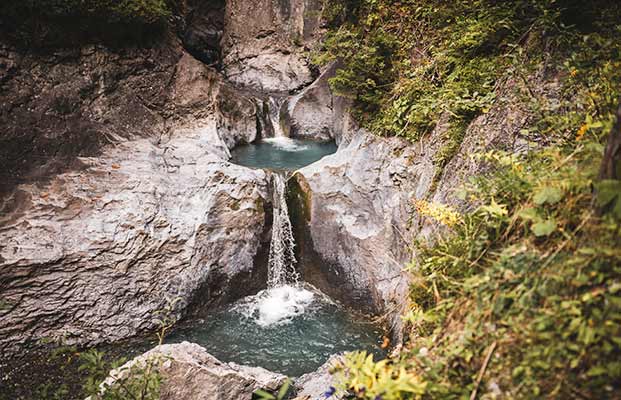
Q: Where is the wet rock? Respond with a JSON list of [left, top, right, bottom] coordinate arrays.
[[97, 342, 286, 400], [221, 0, 323, 92], [0, 119, 270, 354]]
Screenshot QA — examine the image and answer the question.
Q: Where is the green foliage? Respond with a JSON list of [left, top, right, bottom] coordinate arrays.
[[313, 26, 398, 117], [330, 1, 621, 398], [153, 296, 182, 345], [596, 179, 621, 219], [321, 0, 362, 27], [314, 0, 550, 141], [315, 0, 621, 184], [0, 0, 180, 46], [3, 0, 173, 24], [253, 379, 292, 400], [80, 349, 162, 400], [333, 352, 426, 399]]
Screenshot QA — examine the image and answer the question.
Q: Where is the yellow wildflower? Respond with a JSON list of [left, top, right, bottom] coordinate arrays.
[[576, 124, 588, 140], [413, 199, 462, 227], [570, 69, 578, 77]]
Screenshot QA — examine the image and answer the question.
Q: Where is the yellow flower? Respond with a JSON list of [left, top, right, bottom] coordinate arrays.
[[576, 124, 588, 140], [570, 69, 578, 77], [413, 199, 462, 227]]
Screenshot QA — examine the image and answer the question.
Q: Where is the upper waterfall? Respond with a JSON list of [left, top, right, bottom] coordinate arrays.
[[268, 96, 288, 138]]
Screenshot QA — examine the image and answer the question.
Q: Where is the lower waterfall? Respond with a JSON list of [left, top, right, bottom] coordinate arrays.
[[267, 173, 299, 287]]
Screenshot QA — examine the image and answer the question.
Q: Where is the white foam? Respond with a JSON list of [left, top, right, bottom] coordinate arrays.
[[238, 285, 315, 327], [263, 137, 310, 152]]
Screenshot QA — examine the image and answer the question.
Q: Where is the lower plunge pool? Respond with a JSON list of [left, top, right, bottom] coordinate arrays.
[[0, 285, 384, 400], [168, 284, 385, 377], [231, 137, 337, 171]]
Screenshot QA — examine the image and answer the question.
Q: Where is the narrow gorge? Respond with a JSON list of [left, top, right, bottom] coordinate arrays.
[[2, 1, 621, 399]]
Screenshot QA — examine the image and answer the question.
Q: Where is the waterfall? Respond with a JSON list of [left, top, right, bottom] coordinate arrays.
[[267, 173, 299, 287], [267, 96, 287, 138]]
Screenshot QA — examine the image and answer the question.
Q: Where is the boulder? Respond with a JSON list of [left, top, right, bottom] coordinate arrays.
[[0, 119, 270, 354], [288, 63, 357, 146], [98, 342, 286, 400]]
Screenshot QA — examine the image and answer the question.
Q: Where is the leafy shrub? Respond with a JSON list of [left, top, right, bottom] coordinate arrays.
[[80, 349, 162, 400], [4, 0, 173, 24], [0, 0, 181, 46]]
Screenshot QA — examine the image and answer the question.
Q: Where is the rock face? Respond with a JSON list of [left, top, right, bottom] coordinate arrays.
[[294, 354, 344, 400], [290, 132, 419, 335], [221, 0, 323, 92], [0, 36, 258, 197], [288, 63, 356, 145], [0, 118, 270, 354], [101, 342, 286, 400], [0, 32, 274, 354], [0, 0, 340, 358]]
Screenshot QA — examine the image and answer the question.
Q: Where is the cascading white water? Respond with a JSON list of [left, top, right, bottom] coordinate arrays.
[[268, 96, 287, 138], [239, 173, 315, 327], [267, 173, 299, 287]]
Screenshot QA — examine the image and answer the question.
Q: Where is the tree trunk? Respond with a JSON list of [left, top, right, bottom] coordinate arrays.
[[599, 102, 621, 180]]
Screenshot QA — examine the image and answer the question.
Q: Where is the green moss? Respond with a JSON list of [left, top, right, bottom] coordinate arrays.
[[429, 119, 469, 194], [254, 197, 265, 215], [287, 174, 312, 223]]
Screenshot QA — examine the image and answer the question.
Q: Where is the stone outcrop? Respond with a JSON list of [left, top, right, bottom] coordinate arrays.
[[0, 30, 274, 354], [99, 342, 286, 400], [221, 0, 324, 92], [0, 36, 258, 198], [290, 132, 419, 336], [287, 63, 356, 145], [0, 117, 270, 354]]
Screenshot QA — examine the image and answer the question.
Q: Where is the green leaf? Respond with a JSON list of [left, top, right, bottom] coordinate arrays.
[[531, 218, 556, 237], [253, 389, 276, 400], [587, 365, 607, 377], [595, 179, 621, 205], [480, 198, 508, 217], [276, 379, 291, 400], [533, 186, 563, 205], [518, 207, 539, 221]]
